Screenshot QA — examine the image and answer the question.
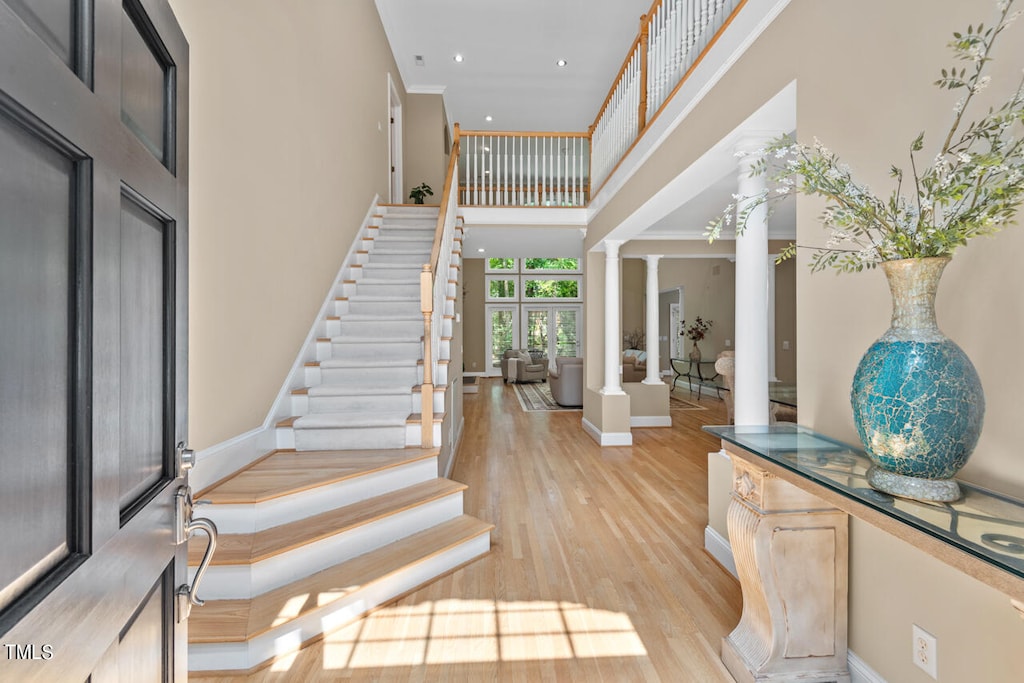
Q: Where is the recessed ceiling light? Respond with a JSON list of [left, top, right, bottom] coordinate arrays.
[[482, 146, 491, 152], [484, 170, 491, 175], [556, 59, 568, 67], [453, 53, 464, 63], [477, 248, 486, 253], [485, 115, 493, 122]]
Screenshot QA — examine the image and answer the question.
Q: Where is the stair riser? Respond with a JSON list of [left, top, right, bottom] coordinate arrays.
[[187, 531, 490, 673], [367, 252, 433, 264], [197, 457, 438, 534], [405, 422, 442, 447], [345, 283, 420, 298], [412, 391, 445, 414], [352, 266, 420, 281], [338, 319, 423, 337], [329, 340, 421, 362], [417, 365, 448, 386], [193, 493, 466, 600], [294, 424, 407, 451], [319, 365, 419, 386], [377, 228, 435, 240], [303, 393, 413, 414], [344, 300, 421, 316]]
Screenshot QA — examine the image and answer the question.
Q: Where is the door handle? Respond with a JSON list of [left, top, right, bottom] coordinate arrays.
[[174, 485, 219, 622]]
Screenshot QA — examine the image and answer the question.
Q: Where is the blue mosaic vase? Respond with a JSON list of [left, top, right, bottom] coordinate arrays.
[[850, 257, 984, 502]]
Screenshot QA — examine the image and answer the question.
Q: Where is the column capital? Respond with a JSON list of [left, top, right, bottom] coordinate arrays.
[[603, 239, 624, 257], [642, 254, 664, 266]]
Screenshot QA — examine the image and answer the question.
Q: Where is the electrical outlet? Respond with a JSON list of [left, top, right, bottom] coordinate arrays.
[[782, 340, 790, 350], [725, 339, 732, 348], [912, 624, 938, 679]]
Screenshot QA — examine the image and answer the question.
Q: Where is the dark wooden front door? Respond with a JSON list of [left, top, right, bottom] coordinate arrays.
[[0, 0, 190, 680]]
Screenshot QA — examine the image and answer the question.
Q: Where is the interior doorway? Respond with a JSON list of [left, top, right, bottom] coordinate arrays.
[[387, 73, 403, 203]]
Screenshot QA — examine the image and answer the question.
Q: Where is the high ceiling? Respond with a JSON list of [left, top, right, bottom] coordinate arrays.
[[375, 0, 653, 132]]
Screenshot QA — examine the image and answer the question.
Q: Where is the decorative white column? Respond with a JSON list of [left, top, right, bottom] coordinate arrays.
[[602, 240, 626, 395], [643, 255, 664, 384], [734, 137, 771, 425]]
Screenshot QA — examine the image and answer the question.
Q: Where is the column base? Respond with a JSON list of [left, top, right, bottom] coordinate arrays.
[[722, 637, 851, 683]]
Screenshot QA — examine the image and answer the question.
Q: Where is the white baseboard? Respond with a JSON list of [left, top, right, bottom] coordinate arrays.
[[582, 417, 633, 446], [463, 371, 487, 377], [704, 525, 886, 683], [630, 415, 672, 427], [190, 426, 275, 494], [704, 525, 738, 578], [848, 650, 887, 683]]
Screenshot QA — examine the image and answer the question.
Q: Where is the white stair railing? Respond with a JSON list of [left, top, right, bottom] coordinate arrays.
[[420, 125, 461, 447], [590, 0, 741, 193], [459, 131, 590, 207]]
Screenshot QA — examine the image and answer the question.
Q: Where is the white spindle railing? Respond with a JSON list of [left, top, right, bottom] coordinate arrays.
[[590, 42, 643, 194], [459, 132, 590, 207], [590, 0, 740, 192], [420, 125, 461, 448]]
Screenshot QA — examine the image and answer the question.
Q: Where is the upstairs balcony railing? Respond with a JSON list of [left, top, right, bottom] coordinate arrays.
[[459, 0, 743, 207]]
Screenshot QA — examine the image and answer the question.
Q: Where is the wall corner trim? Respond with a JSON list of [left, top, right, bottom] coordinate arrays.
[[582, 417, 633, 446]]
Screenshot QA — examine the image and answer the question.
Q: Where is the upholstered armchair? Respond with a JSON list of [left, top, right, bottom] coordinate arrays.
[[548, 356, 584, 406], [506, 350, 547, 383], [714, 351, 735, 425], [621, 349, 647, 382]]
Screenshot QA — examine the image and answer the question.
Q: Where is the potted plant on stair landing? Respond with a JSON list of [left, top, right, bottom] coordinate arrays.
[[706, 0, 1024, 502], [409, 182, 433, 204]]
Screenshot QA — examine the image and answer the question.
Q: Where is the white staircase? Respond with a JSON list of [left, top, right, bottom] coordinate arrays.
[[277, 205, 457, 451], [188, 204, 487, 675]]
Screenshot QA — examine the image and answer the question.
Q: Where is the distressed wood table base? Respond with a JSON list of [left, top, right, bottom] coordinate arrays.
[[723, 456, 851, 683]]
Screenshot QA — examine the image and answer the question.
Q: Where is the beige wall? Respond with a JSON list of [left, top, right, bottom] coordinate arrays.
[[621, 258, 645, 340], [462, 259, 487, 373], [170, 0, 404, 449], [659, 258, 736, 365], [583, 0, 1024, 678], [774, 257, 796, 384], [403, 94, 446, 203]]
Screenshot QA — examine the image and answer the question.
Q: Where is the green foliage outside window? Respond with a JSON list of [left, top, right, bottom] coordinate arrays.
[[488, 279, 515, 298], [524, 279, 579, 299], [488, 257, 515, 270], [523, 257, 579, 271]]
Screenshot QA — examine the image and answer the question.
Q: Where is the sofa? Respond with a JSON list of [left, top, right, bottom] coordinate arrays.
[[501, 349, 547, 383], [622, 349, 648, 382], [548, 356, 584, 406]]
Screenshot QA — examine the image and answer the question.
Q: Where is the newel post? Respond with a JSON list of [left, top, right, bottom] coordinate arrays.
[[420, 264, 434, 448]]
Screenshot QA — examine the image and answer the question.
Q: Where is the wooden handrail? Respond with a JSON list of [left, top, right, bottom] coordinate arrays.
[[420, 122, 461, 448], [429, 123, 461, 273], [459, 130, 590, 139], [590, 32, 644, 133], [638, 13, 650, 131]]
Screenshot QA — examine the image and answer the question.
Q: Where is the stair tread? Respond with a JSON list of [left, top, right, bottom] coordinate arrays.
[[190, 479, 467, 566], [293, 412, 410, 429], [329, 335, 422, 343], [187, 515, 492, 643], [197, 448, 438, 504], [301, 385, 412, 397], [319, 358, 417, 368]]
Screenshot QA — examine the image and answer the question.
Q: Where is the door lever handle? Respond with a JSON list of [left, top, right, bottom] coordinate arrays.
[[176, 516, 218, 622]]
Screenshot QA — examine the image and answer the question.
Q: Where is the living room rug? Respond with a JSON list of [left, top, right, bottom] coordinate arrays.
[[512, 382, 581, 412]]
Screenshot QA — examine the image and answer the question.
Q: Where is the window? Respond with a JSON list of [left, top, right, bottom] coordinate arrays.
[[486, 257, 517, 272], [523, 277, 581, 301], [523, 257, 580, 272], [486, 276, 516, 300]]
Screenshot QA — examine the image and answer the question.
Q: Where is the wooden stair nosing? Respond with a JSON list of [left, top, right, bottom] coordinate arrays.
[[189, 478, 467, 566], [197, 448, 439, 504], [187, 516, 493, 644], [406, 412, 445, 425]]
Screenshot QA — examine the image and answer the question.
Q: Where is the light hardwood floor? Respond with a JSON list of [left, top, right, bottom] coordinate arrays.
[[190, 380, 741, 682]]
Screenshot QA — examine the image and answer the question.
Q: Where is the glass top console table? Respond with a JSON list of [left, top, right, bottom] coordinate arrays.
[[703, 423, 1024, 682]]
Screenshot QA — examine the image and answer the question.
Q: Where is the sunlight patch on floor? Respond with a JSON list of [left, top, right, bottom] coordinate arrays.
[[320, 599, 648, 670]]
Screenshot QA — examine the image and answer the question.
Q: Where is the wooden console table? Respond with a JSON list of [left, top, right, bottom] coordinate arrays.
[[703, 424, 1024, 683]]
